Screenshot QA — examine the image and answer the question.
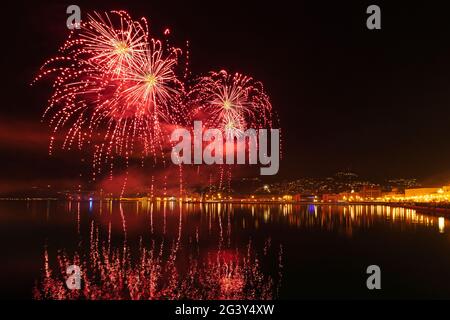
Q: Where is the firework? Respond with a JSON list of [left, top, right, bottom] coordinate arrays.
[[187, 70, 273, 137], [33, 11, 185, 176], [78, 11, 149, 76], [185, 70, 275, 189]]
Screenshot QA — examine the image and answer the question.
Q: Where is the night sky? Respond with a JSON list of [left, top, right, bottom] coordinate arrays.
[[3, 0, 450, 192]]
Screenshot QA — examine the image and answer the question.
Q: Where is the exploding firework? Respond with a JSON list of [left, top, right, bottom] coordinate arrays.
[[78, 11, 149, 76], [185, 70, 276, 192], [116, 38, 184, 123], [33, 11, 185, 176], [187, 70, 273, 138]]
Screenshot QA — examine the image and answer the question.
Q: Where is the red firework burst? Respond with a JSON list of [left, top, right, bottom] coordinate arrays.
[[73, 10, 149, 76], [187, 70, 273, 137], [33, 11, 185, 173]]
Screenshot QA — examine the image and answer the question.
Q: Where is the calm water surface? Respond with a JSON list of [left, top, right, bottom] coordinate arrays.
[[1, 200, 449, 299]]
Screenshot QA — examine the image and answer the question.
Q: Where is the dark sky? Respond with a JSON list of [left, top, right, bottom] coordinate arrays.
[[3, 0, 450, 190]]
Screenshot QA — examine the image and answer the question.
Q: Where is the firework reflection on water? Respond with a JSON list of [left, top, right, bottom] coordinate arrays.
[[33, 202, 283, 300]]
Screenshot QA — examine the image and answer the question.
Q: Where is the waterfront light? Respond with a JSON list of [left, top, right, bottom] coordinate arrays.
[[439, 217, 445, 233]]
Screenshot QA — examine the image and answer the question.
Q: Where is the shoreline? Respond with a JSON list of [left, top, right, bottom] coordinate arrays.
[[1, 198, 450, 214]]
